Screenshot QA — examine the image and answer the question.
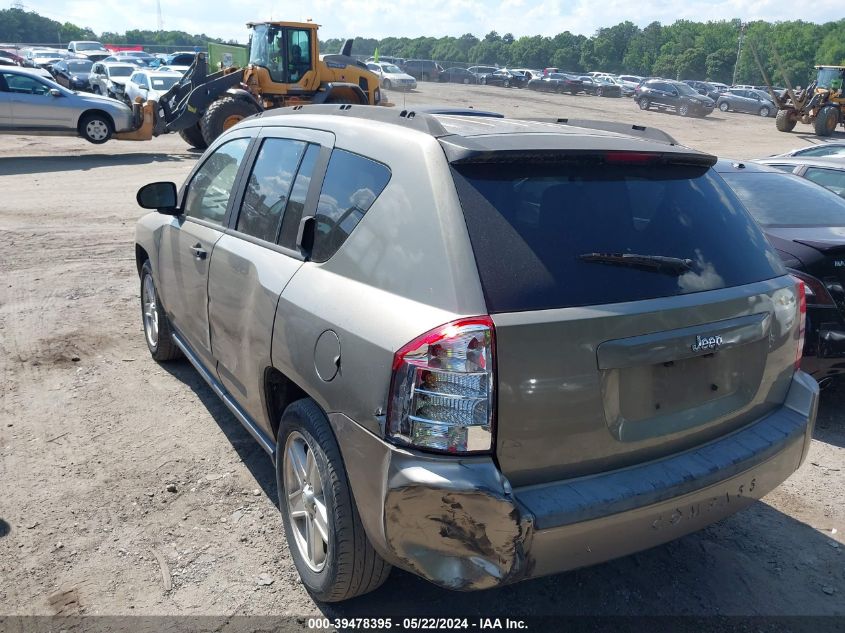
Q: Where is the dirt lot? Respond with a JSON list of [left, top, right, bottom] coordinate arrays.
[[0, 82, 844, 624]]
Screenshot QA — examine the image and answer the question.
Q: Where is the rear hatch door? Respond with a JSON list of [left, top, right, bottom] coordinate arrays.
[[451, 153, 800, 486]]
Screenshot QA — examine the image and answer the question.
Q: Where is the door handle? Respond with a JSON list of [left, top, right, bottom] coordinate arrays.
[[190, 243, 207, 260]]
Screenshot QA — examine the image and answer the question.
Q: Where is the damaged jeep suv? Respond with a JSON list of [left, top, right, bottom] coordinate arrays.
[[135, 105, 818, 600]]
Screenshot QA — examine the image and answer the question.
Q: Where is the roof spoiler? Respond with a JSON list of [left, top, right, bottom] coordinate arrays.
[[519, 118, 678, 145]]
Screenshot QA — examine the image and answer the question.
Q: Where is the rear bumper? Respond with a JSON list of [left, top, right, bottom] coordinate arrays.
[[331, 370, 818, 591]]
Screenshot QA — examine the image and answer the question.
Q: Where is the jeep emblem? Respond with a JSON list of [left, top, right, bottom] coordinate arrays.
[[691, 334, 723, 352]]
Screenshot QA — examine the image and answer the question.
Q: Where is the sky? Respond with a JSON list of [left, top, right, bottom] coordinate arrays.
[[22, 0, 845, 43]]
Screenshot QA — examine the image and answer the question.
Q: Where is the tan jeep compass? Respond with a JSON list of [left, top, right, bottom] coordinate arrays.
[[134, 105, 818, 601]]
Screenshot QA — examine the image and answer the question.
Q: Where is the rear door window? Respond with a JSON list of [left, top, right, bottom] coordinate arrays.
[[236, 137, 307, 243], [452, 162, 783, 313], [311, 149, 390, 262], [278, 144, 321, 250]]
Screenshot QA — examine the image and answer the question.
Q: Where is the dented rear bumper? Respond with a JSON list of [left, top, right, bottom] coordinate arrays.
[[328, 371, 818, 591]]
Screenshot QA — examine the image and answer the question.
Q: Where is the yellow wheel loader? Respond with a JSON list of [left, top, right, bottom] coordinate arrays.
[[115, 21, 386, 148], [772, 66, 845, 137]]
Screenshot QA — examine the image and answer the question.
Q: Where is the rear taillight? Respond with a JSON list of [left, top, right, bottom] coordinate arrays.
[[791, 276, 807, 370], [386, 317, 495, 454], [790, 269, 835, 306]]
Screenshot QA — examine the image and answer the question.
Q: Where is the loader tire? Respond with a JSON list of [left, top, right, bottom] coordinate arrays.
[[200, 97, 260, 146], [178, 123, 208, 150], [776, 108, 797, 132], [814, 106, 840, 137]]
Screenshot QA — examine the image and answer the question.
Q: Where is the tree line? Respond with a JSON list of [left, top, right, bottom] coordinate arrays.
[[3, 8, 844, 86], [0, 8, 234, 48], [324, 19, 845, 86]]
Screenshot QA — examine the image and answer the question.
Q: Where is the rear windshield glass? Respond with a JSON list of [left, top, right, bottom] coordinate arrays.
[[720, 171, 845, 226], [452, 162, 783, 313]]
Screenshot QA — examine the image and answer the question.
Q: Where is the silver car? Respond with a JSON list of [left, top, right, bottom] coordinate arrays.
[[716, 88, 776, 117], [134, 105, 817, 601], [0, 66, 133, 143], [755, 156, 845, 198]]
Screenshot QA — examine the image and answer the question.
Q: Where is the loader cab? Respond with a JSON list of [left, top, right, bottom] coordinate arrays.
[[815, 66, 845, 97], [247, 22, 316, 85]]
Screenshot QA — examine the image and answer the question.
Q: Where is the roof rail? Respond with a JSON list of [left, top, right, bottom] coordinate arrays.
[[262, 103, 451, 136], [519, 118, 678, 145]]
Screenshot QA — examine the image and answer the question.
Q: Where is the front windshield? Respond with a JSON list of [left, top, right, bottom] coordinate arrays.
[[67, 61, 92, 72], [109, 66, 134, 77], [150, 76, 180, 90], [816, 67, 844, 90], [381, 64, 401, 74], [720, 172, 845, 226], [76, 43, 103, 51]]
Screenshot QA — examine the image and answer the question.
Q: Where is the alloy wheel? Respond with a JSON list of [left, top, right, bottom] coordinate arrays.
[[284, 431, 329, 572], [142, 274, 159, 348]]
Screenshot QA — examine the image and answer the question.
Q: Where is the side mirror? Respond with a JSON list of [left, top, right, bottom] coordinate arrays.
[[49, 89, 61, 97], [137, 182, 179, 214]]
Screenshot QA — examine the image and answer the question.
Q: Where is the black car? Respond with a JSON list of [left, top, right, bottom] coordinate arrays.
[[716, 159, 845, 384], [579, 76, 622, 97], [637, 79, 715, 117], [402, 59, 442, 81], [526, 73, 582, 95], [681, 80, 721, 102], [438, 67, 478, 84], [481, 69, 527, 88], [51, 58, 94, 90]]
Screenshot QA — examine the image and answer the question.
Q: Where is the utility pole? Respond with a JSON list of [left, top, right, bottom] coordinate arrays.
[[156, 0, 164, 31], [732, 22, 747, 86]]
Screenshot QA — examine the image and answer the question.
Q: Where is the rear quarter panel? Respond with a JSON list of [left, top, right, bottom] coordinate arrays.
[[270, 120, 486, 435]]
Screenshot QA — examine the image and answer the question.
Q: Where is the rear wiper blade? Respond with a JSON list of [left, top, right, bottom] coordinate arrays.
[[579, 252, 694, 275]]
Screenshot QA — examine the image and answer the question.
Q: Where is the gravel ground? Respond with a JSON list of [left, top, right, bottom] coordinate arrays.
[[0, 81, 843, 624]]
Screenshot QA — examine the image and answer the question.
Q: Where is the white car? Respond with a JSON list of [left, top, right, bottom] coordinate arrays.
[[89, 62, 136, 99], [125, 69, 182, 104], [365, 62, 416, 91]]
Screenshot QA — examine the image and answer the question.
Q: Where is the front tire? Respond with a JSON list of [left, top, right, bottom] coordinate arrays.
[[140, 260, 181, 361], [776, 108, 797, 132], [638, 97, 650, 110], [383, 79, 391, 90], [178, 123, 208, 150], [200, 96, 260, 146], [719, 102, 729, 112], [814, 106, 839, 137], [759, 106, 770, 117], [679, 103, 690, 117], [277, 399, 391, 602], [597, 87, 604, 97], [78, 112, 113, 144]]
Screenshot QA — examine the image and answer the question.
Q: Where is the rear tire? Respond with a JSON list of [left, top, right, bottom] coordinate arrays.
[[383, 79, 391, 90], [776, 108, 797, 132], [814, 106, 839, 137], [638, 97, 650, 110], [277, 399, 391, 602], [200, 96, 260, 146], [597, 87, 604, 97], [178, 123, 208, 150]]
